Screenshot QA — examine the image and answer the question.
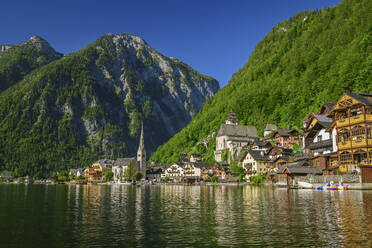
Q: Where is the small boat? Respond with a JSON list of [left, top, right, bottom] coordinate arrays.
[[326, 187, 338, 190], [298, 181, 314, 189], [338, 184, 348, 190], [316, 186, 324, 190], [115, 180, 132, 185]]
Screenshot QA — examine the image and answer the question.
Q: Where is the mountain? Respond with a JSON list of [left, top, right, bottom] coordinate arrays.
[[151, 0, 371, 164], [0, 34, 219, 177], [0, 36, 63, 93]]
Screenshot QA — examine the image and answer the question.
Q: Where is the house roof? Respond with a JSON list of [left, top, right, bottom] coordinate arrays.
[[287, 167, 322, 174], [253, 139, 272, 147], [320, 102, 336, 114], [268, 146, 293, 156], [347, 93, 372, 106], [275, 128, 298, 137], [313, 114, 333, 129], [214, 162, 230, 170], [217, 124, 258, 138], [264, 124, 278, 132], [278, 160, 322, 175], [247, 150, 270, 161], [146, 167, 163, 174], [94, 159, 115, 168], [114, 157, 136, 167], [271, 155, 291, 163], [192, 162, 211, 169], [293, 153, 313, 162]]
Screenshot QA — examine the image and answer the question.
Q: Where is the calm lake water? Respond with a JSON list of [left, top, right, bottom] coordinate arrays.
[[1, 184, 372, 248]]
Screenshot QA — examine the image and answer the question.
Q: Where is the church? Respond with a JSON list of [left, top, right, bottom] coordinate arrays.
[[112, 123, 147, 181], [214, 111, 258, 162]]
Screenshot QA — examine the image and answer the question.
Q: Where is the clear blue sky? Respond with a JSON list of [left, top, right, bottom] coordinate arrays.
[[1, 0, 340, 87]]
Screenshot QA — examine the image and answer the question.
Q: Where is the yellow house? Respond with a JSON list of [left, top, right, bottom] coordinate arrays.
[[84, 159, 114, 181], [328, 93, 372, 173], [239, 149, 269, 179]]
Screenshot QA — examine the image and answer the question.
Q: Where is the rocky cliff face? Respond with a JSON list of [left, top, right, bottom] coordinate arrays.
[[0, 33, 219, 177], [91, 34, 219, 137]]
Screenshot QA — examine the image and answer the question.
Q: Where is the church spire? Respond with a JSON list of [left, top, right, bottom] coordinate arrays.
[[138, 123, 145, 150], [137, 122, 146, 176]]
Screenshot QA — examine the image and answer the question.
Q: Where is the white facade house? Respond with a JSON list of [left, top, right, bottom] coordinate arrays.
[[303, 113, 334, 156], [184, 163, 202, 178], [312, 129, 333, 156], [239, 150, 269, 178], [112, 157, 137, 181], [162, 163, 185, 179]]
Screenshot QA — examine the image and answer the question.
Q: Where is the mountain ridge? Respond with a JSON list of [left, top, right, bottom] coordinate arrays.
[[0, 33, 219, 177]]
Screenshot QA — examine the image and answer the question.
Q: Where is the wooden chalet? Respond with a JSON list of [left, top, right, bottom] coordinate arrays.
[[327, 93, 372, 173], [84, 159, 114, 181], [266, 146, 292, 172]]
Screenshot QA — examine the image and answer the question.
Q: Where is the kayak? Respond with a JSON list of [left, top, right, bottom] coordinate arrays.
[[298, 181, 314, 189]]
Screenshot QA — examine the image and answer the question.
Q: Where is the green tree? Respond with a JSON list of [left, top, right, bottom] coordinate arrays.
[[211, 175, 218, 184], [104, 171, 114, 182], [250, 174, 266, 186], [124, 161, 135, 180], [134, 172, 142, 181]]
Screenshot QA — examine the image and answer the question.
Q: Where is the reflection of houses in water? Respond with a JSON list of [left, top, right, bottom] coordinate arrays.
[[332, 191, 372, 247]]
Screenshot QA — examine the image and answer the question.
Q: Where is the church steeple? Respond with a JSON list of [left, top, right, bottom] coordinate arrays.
[[225, 110, 238, 125], [137, 123, 146, 176]]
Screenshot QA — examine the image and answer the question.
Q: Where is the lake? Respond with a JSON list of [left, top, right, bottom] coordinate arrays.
[[1, 184, 372, 247]]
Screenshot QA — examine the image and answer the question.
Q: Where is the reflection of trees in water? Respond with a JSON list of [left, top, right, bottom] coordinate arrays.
[[10, 185, 372, 247]]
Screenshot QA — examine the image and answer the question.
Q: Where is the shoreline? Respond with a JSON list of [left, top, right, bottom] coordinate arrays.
[[2, 181, 372, 190]]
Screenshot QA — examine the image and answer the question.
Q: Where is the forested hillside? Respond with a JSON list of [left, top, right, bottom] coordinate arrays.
[[151, 0, 372, 164], [0, 36, 62, 93], [0, 34, 219, 177]]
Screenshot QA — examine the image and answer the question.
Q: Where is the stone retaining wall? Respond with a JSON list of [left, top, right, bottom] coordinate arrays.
[[295, 174, 360, 184]]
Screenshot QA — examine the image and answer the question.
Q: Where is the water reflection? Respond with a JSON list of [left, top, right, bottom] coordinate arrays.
[[1, 185, 372, 247]]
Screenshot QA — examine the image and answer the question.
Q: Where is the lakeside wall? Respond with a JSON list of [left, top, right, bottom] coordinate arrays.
[[296, 174, 360, 184]]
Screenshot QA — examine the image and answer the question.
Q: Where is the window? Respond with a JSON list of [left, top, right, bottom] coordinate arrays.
[[351, 126, 365, 136], [366, 125, 372, 139], [338, 128, 350, 143], [336, 111, 347, 121], [340, 152, 352, 165], [317, 135, 322, 142]]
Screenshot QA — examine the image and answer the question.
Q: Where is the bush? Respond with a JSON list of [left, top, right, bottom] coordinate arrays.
[[56, 171, 69, 182], [134, 172, 142, 181], [250, 174, 266, 185], [211, 175, 218, 184], [104, 171, 114, 182]]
